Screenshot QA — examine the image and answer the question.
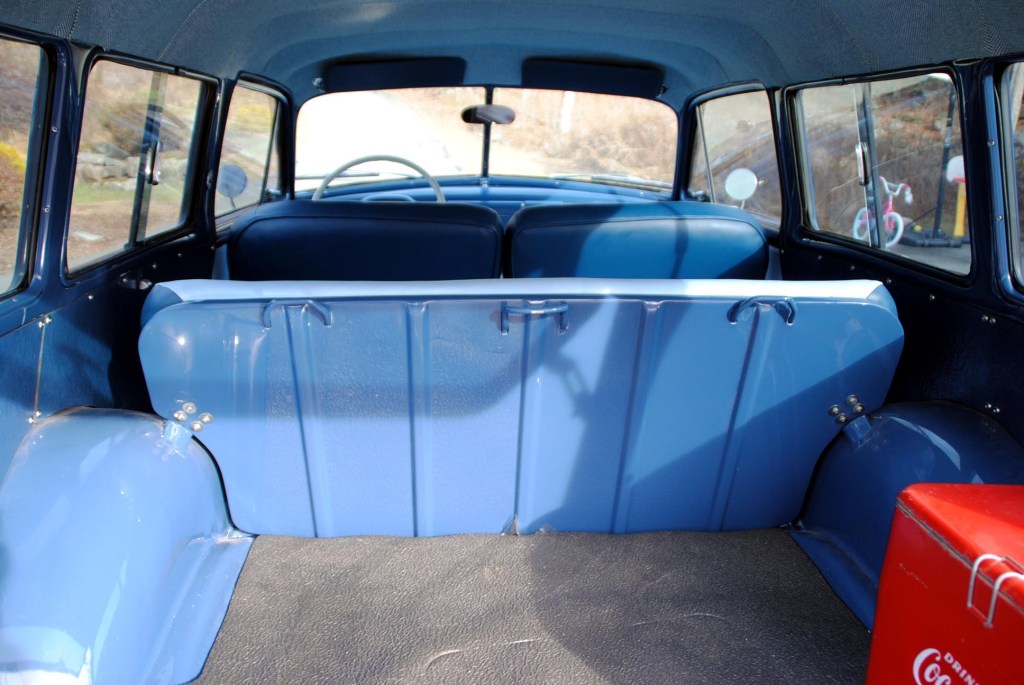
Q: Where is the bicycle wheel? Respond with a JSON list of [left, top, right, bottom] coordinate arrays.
[[883, 212, 904, 248], [852, 207, 870, 242]]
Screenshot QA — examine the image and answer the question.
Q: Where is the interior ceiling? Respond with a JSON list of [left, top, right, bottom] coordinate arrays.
[[4, 0, 1024, 107]]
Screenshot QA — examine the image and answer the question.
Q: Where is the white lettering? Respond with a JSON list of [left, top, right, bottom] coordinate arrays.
[[915, 649, 942, 685], [913, 648, 980, 685]]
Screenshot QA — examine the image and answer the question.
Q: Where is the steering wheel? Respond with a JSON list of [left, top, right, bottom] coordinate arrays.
[[312, 154, 446, 202]]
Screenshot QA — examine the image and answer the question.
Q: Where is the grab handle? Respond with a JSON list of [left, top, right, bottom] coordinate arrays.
[[727, 296, 797, 325], [261, 299, 333, 328], [501, 301, 569, 334]]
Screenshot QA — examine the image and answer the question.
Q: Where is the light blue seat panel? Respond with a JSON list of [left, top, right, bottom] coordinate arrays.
[[139, 278, 904, 537]]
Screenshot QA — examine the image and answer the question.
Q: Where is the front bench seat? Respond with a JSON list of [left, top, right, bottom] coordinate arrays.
[[504, 201, 768, 279], [227, 200, 504, 280]]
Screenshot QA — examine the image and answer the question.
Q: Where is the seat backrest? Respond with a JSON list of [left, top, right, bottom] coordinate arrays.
[[140, 277, 903, 539], [504, 201, 768, 279], [227, 199, 503, 280]]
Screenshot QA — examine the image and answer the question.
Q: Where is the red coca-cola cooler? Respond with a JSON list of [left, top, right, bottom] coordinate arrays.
[[867, 483, 1024, 685]]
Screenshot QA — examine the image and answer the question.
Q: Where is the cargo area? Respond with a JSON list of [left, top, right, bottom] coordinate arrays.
[[195, 530, 869, 684]]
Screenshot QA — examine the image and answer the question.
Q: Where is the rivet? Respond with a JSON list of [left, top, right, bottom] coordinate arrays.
[[172, 410, 187, 422], [151, 263, 158, 270], [87, 294, 94, 300], [989, 317, 996, 325], [854, 404, 865, 414], [836, 414, 849, 424], [816, 255, 823, 261], [182, 402, 197, 415], [981, 315, 990, 323], [198, 412, 213, 424], [846, 395, 859, 406], [984, 403, 993, 410], [928, 294, 936, 301], [828, 404, 841, 416], [994, 407, 1001, 414], [190, 421, 204, 432], [50, 126, 58, 133], [996, 215, 1004, 222], [885, 278, 892, 285], [849, 265, 856, 271], [988, 140, 996, 146]]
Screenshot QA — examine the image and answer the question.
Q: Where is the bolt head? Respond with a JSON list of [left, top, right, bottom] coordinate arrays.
[[190, 421, 204, 432], [182, 402, 197, 415], [828, 405, 841, 416]]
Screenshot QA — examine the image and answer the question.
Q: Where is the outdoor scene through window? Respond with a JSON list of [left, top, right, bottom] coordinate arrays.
[[68, 60, 203, 273], [798, 73, 971, 275], [688, 90, 782, 226], [0, 38, 44, 297], [216, 84, 280, 216], [295, 87, 677, 194]]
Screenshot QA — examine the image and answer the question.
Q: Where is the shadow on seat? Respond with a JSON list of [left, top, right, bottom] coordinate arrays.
[[227, 200, 504, 280], [504, 202, 768, 279]]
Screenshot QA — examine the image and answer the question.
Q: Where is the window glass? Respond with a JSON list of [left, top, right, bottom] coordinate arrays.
[[296, 87, 484, 193], [0, 38, 45, 297], [489, 89, 676, 192], [68, 60, 203, 273], [798, 73, 971, 274], [688, 90, 782, 225], [215, 84, 280, 216], [1004, 63, 1024, 285], [295, 87, 676, 195]]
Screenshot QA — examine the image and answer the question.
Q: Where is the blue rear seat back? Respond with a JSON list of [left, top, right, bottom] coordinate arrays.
[[227, 199, 503, 280], [504, 202, 769, 279], [140, 278, 904, 538]]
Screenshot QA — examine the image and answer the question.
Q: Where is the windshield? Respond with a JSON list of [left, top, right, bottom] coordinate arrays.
[[295, 86, 677, 194]]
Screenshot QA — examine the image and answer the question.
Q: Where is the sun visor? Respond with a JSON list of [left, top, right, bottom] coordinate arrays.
[[521, 58, 664, 98], [323, 57, 467, 92]]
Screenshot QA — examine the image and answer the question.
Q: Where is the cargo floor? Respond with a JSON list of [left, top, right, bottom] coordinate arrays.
[[194, 530, 869, 684]]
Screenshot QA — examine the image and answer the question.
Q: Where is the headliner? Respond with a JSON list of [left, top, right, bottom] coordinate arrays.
[[3, 0, 1024, 107]]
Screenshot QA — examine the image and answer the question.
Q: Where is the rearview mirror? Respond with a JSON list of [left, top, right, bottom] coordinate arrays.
[[461, 104, 516, 125]]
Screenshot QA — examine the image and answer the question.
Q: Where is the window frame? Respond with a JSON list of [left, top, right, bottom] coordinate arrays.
[[64, 52, 216, 278], [0, 33, 53, 302], [685, 83, 784, 230], [214, 77, 288, 223], [789, 65, 975, 281], [997, 59, 1024, 296]]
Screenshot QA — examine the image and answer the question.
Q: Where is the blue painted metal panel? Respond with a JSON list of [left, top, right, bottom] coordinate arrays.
[[615, 300, 751, 531], [792, 401, 1024, 628], [139, 279, 904, 538], [0, 408, 249, 685], [515, 300, 641, 533], [416, 301, 521, 535]]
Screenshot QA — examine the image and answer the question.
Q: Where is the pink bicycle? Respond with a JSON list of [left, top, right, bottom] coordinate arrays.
[[852, 176, 913, 248]]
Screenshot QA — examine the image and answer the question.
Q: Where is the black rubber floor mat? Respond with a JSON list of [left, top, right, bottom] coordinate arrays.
[[194, 530, 869, 684]]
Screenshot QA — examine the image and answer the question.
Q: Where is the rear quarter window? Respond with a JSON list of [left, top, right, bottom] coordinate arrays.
[[795, 73, 971, 275], [67, 59, 207, 274]]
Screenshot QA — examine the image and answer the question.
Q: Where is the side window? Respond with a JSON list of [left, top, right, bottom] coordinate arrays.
[[688, 90, 783, 226], [1004, 63, 1024, 287], [796, 73, 971, 275], [68, 60, 206, 274], [0, 38, 46, 297], [215, 83, 282, 216]]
